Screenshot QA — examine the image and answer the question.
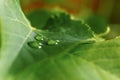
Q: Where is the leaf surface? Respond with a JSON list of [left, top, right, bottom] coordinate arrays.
[[0, 0, 32, 76], [0, 0, 120, 80]]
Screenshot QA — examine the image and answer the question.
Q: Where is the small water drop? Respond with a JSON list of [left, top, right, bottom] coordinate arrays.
[[39, 43, 43, 46], [38, 46, 42, 48], [56, 40, 60, 42], [28, 41, 42, 49], [35, 35, 44, 41], [47, 40, 60, 45]]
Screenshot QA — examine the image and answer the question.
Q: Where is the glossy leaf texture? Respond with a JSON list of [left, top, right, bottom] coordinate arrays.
[[0, 0, 120, 80]]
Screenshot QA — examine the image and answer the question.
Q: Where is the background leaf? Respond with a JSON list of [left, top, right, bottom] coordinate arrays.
[[86, 14, 108, 34], [26, 9, 52, 29]]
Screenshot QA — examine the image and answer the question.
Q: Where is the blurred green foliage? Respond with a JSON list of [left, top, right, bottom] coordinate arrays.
[[86, 14, 108, 34], [27, 10, 52, 28]]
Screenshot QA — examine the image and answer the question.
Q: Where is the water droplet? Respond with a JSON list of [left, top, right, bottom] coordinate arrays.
[[47, 40, 60, 45], [35, 35, 44, 41], [56, 40, 60, 42], [28, 41, 43, 49], [38, 46, 42, 48], [39, 43, 43, 46]]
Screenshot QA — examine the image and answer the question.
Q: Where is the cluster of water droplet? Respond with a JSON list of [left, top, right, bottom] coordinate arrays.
[[28, 34, 60, 49]]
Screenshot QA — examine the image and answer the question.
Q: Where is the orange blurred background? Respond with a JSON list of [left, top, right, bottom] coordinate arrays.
[[20, 0, 120, 39], [21, 0, 115, 20]]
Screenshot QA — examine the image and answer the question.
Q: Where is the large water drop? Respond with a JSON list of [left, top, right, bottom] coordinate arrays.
[[47, 40, 60, 45], [34, 35, 44, 41], [28, 41, 42, 49]]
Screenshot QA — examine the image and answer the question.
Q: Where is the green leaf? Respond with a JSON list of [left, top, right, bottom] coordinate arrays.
[[26, 9, 52, 29], [1, 0, 120, 80], [72, 37, 120, 79], [0, 20, 2, 49], [0, 0, 32, 77], [8, 55, 120, 80], [86, 14, 108, 34], [40, 13, 95, 43]]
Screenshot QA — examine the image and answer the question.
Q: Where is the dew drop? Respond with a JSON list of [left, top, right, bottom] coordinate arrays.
[[47, 40, 60, 45], [28, 41, 39, 48], [39, 43, 43, 46], [28, 41, 43, 49], [35, 35, 44, 41], [38, 46, 42, 49], [56, 40, 60, 42]]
